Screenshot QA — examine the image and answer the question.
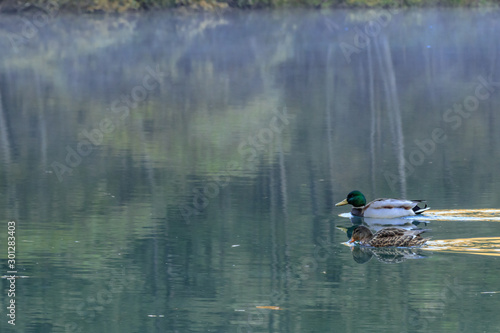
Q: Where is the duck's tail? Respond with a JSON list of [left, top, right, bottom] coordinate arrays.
[[414, 237, 431, 246], [413, 203, 430, 215]]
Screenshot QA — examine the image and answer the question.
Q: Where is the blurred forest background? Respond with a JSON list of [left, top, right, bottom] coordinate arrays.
[[2, 7, 500, 333]]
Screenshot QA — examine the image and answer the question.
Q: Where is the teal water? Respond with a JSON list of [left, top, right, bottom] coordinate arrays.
[[1, 7, 500, 333]]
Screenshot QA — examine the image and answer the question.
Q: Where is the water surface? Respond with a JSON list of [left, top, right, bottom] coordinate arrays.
[[1, 8, 500, 333]]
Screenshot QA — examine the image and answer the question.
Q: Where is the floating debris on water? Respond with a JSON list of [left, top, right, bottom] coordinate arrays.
[[256, 306, 282, 310]]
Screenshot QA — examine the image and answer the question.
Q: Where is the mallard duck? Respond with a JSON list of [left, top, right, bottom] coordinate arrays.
[[348, 225, 429, 247], [335, 190, 430, 218]]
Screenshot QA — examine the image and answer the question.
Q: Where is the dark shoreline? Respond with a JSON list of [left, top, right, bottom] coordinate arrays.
[[0, 0, 498, 14]]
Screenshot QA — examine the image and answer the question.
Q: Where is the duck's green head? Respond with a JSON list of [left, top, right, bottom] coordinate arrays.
[[335, 190, 367, 208]]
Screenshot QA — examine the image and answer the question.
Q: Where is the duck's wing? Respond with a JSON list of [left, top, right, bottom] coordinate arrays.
[[367, 198, 420, 210], [372, 227, 408, 239], [365, 199, 430, 216], [371, 228, 428, 247], [375, 228, 428, 237]]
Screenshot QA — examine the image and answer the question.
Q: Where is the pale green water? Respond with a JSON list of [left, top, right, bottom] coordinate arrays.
[[1, 7, 500, 333]]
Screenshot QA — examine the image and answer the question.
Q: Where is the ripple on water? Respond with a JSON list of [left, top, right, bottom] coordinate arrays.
[[339, 209, 500, 222]]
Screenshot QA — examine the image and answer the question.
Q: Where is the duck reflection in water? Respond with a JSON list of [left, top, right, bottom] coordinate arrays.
[[350, 215, 430, 229], [351, 246, 428, 264], [343, 215, 429, 237]]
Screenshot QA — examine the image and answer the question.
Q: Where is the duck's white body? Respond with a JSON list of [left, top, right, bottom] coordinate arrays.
[[359, 199, 429, 218]]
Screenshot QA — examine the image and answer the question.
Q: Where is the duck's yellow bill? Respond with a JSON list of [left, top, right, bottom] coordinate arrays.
[[335, 199, 348, 206]]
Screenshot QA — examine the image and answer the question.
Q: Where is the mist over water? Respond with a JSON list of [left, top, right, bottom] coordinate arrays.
[[1, 8, 500, 333]]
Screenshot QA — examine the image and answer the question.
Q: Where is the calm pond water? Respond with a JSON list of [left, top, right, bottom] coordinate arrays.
[[2, 7, 500, 333]]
